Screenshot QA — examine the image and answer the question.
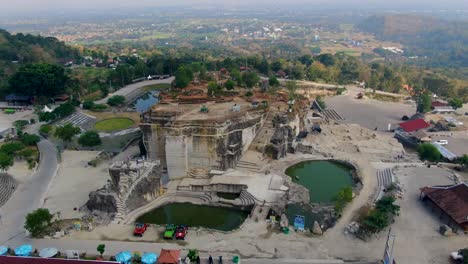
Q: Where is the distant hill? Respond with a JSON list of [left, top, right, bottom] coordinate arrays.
[[0, 29, 81, 93], [358, 15, 468, 68], [0, 29, 80, 64]]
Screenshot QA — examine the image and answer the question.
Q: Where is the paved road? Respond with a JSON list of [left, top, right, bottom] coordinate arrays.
[[96, 77, 174, 104], [0, 139, 58, 246]]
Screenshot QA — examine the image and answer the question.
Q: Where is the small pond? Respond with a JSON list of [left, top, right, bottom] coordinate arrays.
[[136, 203, 249, 231], [285, 160, 354, 203], [132, 90, 160, 112]]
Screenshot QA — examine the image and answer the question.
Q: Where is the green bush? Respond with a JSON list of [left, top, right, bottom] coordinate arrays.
[[0, 142, 25, 155], [18, 148, 34, 159], [225, 79, 235, 90], [39, 125, 53, 135], [359, 195, 400, 237], [24, 208, 53, 237], [20, 133, 41, 146], [82, 100, 95, 110], [92, 104, 107, 111], [418, 143, 441, 162], [107, 95, 126, 106], [245, 91, 253, 97], [13, 120, 29, 130], [334, 186, 353, 214], [78, 131, 102, 147]]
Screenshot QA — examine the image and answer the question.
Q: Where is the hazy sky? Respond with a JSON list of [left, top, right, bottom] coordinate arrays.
[[1, 0, 467, 14]]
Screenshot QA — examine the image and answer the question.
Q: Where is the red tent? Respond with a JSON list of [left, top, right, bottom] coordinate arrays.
[[157, 249, 180, 264]]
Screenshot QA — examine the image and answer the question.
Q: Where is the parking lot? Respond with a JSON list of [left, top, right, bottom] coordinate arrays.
[[325, 88, 415, 131], [391, 166, 467, 264]]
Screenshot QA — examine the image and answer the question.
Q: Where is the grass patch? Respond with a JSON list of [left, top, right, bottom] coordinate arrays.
[[94, 118, 135, 132], [143, 83, 171, 91]]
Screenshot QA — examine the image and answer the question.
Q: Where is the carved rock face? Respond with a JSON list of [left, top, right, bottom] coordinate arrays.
[[86, 190, 117, 213]]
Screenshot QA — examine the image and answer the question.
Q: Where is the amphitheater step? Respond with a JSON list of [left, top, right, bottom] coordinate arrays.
[[0, 174, 17, 208]]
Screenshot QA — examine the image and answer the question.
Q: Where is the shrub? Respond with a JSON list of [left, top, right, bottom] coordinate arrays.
[[39, 125, 53, 135], [18, 148, 34, 159], [417, 143, 441, 162], [24, 208, 53, 237], [107, 95, 126, 106], [78, 131, 102, 147], [54, 124, 80, 143], [358, 195, 400, 237], [0, 152, 14, 171], [334, 186, 353, 214], [316, 96, 326, 109], [0, 142, 25, 155], [225, 79, 235, 90], [82, 100, 95, 110], [92, 104, 107, 111], [245, 91, 253, 97], [20, 133, 41, 146], [13, 120, 29, 130]]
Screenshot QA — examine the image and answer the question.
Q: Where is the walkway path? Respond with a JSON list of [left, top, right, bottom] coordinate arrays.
[[96, 77, 174, 104], [0, 139, 58, 246]]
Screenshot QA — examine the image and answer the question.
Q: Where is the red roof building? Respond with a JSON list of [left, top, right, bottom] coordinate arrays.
[[157, 249, 180, 264], [0, 256, 118, 264], [399, 118, 430, 132], [431, 100, 448, 108], [420, 183, 468, 231]]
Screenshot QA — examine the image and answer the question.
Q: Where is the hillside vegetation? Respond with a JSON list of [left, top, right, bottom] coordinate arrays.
[[358, 15, 468, 68]]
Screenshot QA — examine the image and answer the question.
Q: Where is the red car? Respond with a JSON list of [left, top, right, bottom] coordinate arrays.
[[133, 223, 148, 236], [175, 225, 188, 240]]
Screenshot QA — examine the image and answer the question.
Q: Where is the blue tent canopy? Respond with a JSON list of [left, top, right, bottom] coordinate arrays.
[[0, 246, 8, 256], [115, 251, 132, 264], [15, 244, 33, 256], [142, 252, 159, 264]]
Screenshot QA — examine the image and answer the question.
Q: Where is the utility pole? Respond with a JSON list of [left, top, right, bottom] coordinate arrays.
[[383, 228, 396, 264]]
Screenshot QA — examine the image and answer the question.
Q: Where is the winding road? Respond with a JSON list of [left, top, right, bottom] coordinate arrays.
[[95, 77, 174, 104], [0, 138, 58, 246]]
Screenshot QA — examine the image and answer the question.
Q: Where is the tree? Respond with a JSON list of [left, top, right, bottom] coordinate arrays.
[[285, 81, 298, 99], [242, 72, 260, 89], [20, 133, 40, 146], [375, 196, 400, 215], [417, 92, 432, 113], [224, 79, 235, 90], [8, 63, 68, 97], [334, 186, 353, 213], [456, 154, 468, 169], [0, 152, 14, 171], [417, 143, 441, 162], [83, 100, 95, 110], [78, 131, 102, 147], [24, 208, 53, 237], [268, 75, 279, 87], [97, 244, 105, 257], [107, 95, 126, 106], [258, 57, 270, 75], [361, 209, 389, 234], [458, 248, 468, 264], [317, 53, 336, 67], [316, 96, 326, 109], [54, 124, 80, 143], [0, 142, 25, 155], [174, 66, 193, 88], [449, 98, 463, 109], [230, 69, 242, 86], [207, 82, 221, 97]]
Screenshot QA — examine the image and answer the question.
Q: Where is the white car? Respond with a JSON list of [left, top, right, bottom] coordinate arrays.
[[435, 140, 448, 145], [451, 251, 463, 262]]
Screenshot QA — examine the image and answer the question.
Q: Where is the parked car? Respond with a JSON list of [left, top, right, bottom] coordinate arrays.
[[175, 225, 188, 240], [133, 223, 148, 236], [435, 140, 448, 145], [164, 224, 176, 239], [450, 251, 463, 263]]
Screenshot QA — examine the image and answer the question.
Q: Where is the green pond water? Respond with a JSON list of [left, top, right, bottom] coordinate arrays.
[[136, 203, 249, 231], [285, 160, 354, 203]]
